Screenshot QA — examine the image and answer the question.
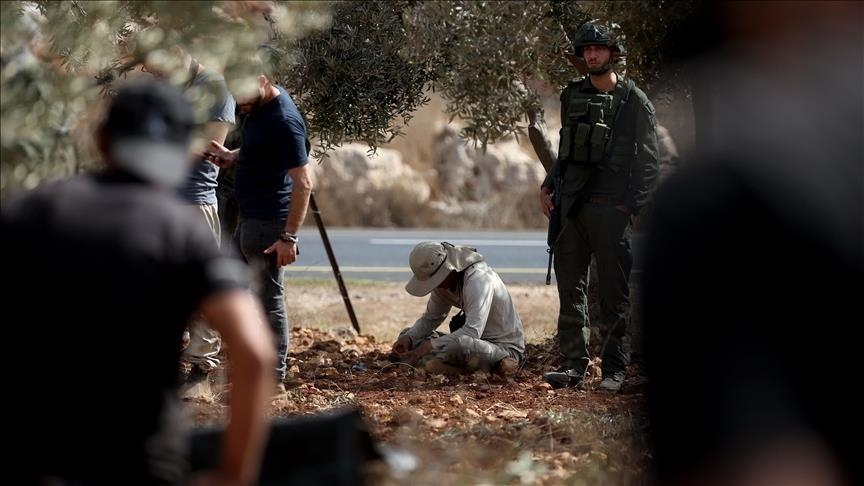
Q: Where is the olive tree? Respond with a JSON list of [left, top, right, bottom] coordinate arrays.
[[1, 0, 692, 193], [0, 0, 330, 192]]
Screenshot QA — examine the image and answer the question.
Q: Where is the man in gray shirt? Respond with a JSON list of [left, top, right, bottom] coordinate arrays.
[[392, 242, 525, 375], [142, 51, 235, 392]]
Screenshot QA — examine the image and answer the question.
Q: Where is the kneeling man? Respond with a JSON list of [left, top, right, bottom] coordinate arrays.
[[392, 241, 525, 375]]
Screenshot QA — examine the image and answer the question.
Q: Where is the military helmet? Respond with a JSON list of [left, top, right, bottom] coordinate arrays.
[[573, 22, 626, 58]]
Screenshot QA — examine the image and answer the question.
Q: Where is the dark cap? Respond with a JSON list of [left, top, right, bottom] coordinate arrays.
[[104, 80, 195, 187]]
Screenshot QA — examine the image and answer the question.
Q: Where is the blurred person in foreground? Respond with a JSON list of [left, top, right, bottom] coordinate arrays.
[[643, 2, 863, 485], [204, 57, 313, 386], [391, 242, 525, 376], [3, 80, 274, 484]]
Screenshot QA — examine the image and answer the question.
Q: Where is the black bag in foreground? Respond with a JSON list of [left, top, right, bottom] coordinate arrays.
[[188, 407, 380, 485]]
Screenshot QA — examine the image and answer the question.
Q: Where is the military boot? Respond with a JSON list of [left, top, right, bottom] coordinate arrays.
[[598, 369, 626, 392], [543, 367, 585, 389]]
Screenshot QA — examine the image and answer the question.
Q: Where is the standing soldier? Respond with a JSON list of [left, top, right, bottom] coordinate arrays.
[[540, 21, 658, 391]]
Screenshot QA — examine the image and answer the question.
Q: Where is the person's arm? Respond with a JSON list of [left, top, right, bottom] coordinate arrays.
[[527, 107, 557, 173], [199, 290, 275, 485], [205, 140, 239, 168], [392, 290, 451, 359], [190, 122, 230, 163], [540, 147, 562, 218], [623, 96, 659, 215], [203, 121, 231, 149], [282, 164, 312, 237], [402, 291, 451, 346], [540, 88, 569, 218], [263, 164, 312, 267], [204, 77, 235, 149], [394, 292, 452, 364]]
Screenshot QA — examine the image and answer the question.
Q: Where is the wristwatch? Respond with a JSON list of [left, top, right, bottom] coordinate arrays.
[[279, 231, 298, 244]]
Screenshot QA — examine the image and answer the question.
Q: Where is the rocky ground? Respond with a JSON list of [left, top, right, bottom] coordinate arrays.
[[186, 281, 650, 485]]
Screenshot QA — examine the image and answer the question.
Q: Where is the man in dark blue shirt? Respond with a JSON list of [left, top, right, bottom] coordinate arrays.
[[206, 72, 312, 383]]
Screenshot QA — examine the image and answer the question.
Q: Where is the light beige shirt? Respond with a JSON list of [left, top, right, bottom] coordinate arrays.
[[405, 261, 525, 357]]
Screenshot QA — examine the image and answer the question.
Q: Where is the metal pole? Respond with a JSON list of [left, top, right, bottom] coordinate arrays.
[[309, 193, 361, 334]]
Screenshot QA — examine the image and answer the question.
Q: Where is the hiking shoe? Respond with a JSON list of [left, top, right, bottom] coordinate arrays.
[[598, 369, 626, 392], [425, 358, 462, 376], [543, 367, 585, 389], [494, 357, 519, 377]]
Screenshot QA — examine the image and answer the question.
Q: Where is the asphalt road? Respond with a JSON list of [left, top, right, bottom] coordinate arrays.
[[287, 228, 553, 283]]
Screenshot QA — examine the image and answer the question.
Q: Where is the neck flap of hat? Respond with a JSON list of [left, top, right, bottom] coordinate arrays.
[[442, 242, 484, 272]]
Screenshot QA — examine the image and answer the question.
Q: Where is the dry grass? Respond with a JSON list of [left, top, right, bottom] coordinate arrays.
[[284, 279, 559, 344]]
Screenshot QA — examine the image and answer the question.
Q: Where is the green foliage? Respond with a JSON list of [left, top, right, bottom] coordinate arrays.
[[0, 0, 330, 193], [1, 0, 694, 193], [275, 1, 435, 157], [1, 1, 100, 191], [267, 0, 693, 151], [402, 1, 570, 148]]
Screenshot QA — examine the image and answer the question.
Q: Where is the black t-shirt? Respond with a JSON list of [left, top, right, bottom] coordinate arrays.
[[3, 172, 247, 483]]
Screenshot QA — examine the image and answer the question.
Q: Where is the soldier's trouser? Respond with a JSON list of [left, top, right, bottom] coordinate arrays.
[[398, 328, 520, 372], [553, 200, 633, 373]]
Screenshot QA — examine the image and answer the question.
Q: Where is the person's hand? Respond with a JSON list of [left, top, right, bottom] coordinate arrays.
[[264, 240, 298, 266], [402, 340, 432, 366], [204, 140, 236, 168], [615, 204, 630, 215], [540, 187, 555, 218], [392, 335, 412, 355]]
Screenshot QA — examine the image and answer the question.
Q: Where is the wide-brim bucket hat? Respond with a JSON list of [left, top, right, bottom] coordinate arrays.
[[405, 241, 484, 297]]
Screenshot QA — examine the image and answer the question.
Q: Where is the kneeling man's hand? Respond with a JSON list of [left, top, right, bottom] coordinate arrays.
[[402, 340, 432, 366], [392, 335, 412, 354]]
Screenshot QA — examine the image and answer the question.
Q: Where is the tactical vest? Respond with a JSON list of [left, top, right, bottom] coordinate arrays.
[[558, 79, 630, 166]]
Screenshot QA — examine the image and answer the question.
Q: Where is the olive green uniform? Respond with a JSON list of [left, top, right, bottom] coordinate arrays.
[[543, 76, 658, 374]]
